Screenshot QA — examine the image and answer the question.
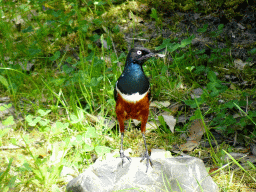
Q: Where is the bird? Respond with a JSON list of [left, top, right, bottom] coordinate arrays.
[[114, 47, 162, 172]]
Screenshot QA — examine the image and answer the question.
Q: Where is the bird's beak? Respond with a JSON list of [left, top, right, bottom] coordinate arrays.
[[153, 48, 166, 58], [155, 53, 166, 58]]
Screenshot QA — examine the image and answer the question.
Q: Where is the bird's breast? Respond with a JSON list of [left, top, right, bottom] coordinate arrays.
[[115, 91, 150, 121], [116, 68, 149, 95], [115, 86, 149, 103]]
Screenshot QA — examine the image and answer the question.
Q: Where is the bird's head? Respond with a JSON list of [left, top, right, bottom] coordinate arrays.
[[126, 47, 157, 65], [126, 47, 166, 66]]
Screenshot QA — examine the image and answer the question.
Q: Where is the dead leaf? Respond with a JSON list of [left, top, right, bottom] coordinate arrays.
[[162, 115, 176, 133], [234, 59, 252, 70], [233, 113, 241, 118], [97, 116, 116, 129], [133, 119, 140, 126], [187, 119, 205, 142], [19, 61, 34, 72], [146, 121, 160, 132], [222, 152, 246, 162], [179, 140, 199, 151], [209, 167, 219, 175], [179, 119, 205, 152], [86, 113, 116, 129], [150, 101, 170, 108], [169, 103, 179, 114]]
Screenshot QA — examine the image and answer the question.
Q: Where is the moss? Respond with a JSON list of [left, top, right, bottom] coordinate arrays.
[[140, 0, 246, 14], [150, 35, 164, 47], [112, 32, 127, 51], [102, 1, 149, 23]]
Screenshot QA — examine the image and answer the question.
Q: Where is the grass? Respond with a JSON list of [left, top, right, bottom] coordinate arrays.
[[0, 0, 256, 191]]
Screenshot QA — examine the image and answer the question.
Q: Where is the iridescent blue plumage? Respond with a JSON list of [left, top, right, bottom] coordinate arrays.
[[114, 47, 154, 101], [117, 62, 149, 95]]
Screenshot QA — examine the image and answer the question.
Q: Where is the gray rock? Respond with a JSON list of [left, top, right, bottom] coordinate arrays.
[[66, 156, 219, 192]]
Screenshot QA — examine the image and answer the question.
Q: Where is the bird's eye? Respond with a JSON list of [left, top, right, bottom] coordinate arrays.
[[137, 50, 142, 55]]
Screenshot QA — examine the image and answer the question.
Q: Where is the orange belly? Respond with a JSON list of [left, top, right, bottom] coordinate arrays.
[[115, 92, 150, 133]]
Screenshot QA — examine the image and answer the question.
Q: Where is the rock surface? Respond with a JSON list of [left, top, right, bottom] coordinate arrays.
[[67, 156, 218, 192]]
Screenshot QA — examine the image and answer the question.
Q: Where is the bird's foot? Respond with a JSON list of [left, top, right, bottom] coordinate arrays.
[[119, 150, 131, 167], [140, 151, 153, 172]]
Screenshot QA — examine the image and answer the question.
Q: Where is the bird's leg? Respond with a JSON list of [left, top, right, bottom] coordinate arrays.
[[119, 132, 131, 167], [140, 133, 153, 172]]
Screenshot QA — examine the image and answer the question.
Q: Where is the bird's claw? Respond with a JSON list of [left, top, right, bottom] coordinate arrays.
[[119, 150, 131, 167], [140, 151, 153, 172]]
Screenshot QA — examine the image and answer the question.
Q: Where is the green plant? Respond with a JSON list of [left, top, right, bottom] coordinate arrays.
[[150, 8, 162, 29], [0, 158, 16, 192], [223, 150, 256, 182]]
